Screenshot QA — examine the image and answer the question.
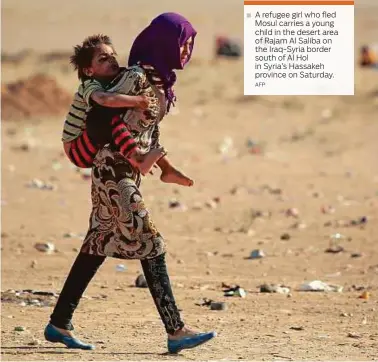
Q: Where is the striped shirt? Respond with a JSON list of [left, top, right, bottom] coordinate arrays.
[[62, 79, 104, 142]]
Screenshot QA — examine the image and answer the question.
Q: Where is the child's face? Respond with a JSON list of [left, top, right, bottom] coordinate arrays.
[[180, 37, 193, 66], [84, 44, 119, 79]]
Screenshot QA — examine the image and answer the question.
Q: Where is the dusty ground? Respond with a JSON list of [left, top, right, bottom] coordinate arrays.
[[1, 0, 378, 360]]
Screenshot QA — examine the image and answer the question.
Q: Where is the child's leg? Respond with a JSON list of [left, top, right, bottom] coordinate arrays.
[[111, 115, 138, 157], [157, 156, 194, 186], [66, 131, 98, 168], [111, 116, 166, 175], [132, 148, 167, 176]]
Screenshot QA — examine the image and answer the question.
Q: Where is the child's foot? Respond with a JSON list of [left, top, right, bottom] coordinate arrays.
[[160, 167, 194, 187], [136, 148, 166, 175]]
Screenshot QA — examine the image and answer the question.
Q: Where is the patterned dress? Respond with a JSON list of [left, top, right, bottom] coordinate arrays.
[[80, 65, 167, 260]]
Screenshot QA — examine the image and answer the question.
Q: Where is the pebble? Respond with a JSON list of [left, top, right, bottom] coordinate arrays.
[[248, 249, 265, 259], [291, 222, 307, 230], [34, 242, 55, 254], [14, 326, 26, 332], [260, 284, 290, 294], [115, 264, 127, 272], [168, 200, 187, 211], [210, 302, 227, 311], [286, 208, 299, 217], [135, 274, 148, 288], [26, 178, 56, 191], [359, 291, 370, 300], [298, 280, 343, 292], [347, 332, 362, 339], [325, 245, 345, 254], [28, 339, 41, 346], [280, 233, 291, 240], [321, 205, 336, 214]]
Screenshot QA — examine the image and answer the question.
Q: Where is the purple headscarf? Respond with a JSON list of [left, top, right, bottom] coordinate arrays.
[[128, 12, 197, 112]]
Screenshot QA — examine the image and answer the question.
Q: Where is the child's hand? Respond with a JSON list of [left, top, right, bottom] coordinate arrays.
[[136, 95, 156, 110]]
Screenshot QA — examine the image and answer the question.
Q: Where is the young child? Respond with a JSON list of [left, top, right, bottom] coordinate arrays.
[[62, 34, 165, 175]]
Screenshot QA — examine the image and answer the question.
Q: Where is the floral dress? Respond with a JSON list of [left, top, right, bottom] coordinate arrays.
[[81, 65, 167, 260]]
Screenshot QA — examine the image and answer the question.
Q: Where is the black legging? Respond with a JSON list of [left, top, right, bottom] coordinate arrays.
[[49, 252, 184, 335]]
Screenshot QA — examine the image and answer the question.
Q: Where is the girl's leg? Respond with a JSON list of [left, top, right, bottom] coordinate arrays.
[[140, 253, 216, 353], [140, 253, 185, 335], [49, 252, 106, 331]]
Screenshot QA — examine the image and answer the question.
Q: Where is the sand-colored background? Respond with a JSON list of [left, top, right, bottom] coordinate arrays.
[[1, 0, 378, 360]]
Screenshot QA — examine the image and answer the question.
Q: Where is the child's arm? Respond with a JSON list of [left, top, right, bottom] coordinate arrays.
[[91, 91, 150, 109]]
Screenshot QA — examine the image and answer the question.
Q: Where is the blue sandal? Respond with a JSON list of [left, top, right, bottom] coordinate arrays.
[[167, 331, 217, 354], [44, 324, 95, 350]]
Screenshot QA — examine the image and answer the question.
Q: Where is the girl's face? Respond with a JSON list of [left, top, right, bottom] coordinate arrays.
[[84, 44, 120, 79], [180, 36, 193, 66]]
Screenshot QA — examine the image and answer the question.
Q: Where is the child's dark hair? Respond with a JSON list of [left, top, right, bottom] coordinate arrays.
[[70, 34, 117, 81]]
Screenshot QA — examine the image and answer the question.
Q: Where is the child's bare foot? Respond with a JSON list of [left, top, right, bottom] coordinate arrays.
[[160, 167, 194, 187], [132, 148, 166, 175]]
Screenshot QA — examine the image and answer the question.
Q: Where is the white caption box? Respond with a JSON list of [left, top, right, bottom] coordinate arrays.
[[244, 4, 354, 95]]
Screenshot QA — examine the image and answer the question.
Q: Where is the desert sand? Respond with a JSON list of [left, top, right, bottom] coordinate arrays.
[[1, 0, 378, 360]]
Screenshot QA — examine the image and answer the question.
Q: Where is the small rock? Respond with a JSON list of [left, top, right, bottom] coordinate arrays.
[[210, 302, 227, 311], [205, 200, 218, 209], [347, 332, 362, 339], [298, 280, 343, 292], [286, 208, 299, 217], [31, 260, 37, 268], [325, 245, 345, 254], [115, 264, 127, 272], [28, 339, 41, 346], [34, 242, 55, 254], [290, 326, 304, 331], [359, 291, 370, 300], [351, 253, 363, 258], [291, 222, 307, 230], [350, 216, 367, 226], [168, 200, 187, 211], [248, 249, 265, 259], [280, 233, 291, 240], [26, 178, 56, 191], [135, 274, 148, 288], [14, 326, 26, 332], [260, 284, 290, 294], [321, 205, 336, 214]]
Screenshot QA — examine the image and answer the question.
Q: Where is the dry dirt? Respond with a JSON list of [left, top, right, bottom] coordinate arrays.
[[1, 0, 378, 361]]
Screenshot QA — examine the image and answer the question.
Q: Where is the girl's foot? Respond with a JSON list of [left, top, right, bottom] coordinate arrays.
[[160, 167, 194, 187], [168, 326, 199, 340], [167, 326, 216, 354], [51, 325, 74, 338], [44, 323, 95, 350]]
